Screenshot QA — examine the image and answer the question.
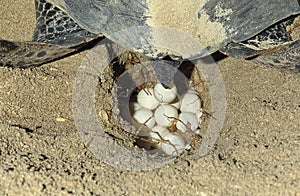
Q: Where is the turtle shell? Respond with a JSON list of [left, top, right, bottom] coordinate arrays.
[[60, 0, 300, 59], [1, 0, 299, 68]]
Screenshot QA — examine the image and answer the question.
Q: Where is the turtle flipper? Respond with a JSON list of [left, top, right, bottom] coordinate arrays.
[[220, 14, 300, 71], [0, 0, 100, 68], [0, 40, 75, 68], [252, 40, 300, 72], [201, 0, 300, 43], [33, 0, 98, 47], [220, 15, 295, 59]]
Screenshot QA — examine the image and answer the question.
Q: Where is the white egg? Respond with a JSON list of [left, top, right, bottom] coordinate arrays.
[[196, 110, 203, 123], [149, 126, 170, 148], [153, 83, 177, 103], [130, 102, 142, 113], [194, 129, 201, 134], [180, 92, 201, 114], [187, 89, 198, 94], [161, 134, 186, 156], [170, 99, 181, 109], [133, 109, 156, 129], [185, 143, 191, 150], [176, 112, 199, 132], [154, 105, 178, 127], [137, 88, 160, 110]]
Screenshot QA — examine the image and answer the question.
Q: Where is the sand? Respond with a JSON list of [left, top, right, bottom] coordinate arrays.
[[0, 0, 299, 195]]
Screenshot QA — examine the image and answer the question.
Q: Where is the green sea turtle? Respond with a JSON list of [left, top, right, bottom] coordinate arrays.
[[0, 0, 299, 70], [1, 0, 299, 171]]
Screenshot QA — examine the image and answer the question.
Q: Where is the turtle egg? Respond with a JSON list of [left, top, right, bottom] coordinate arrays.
[[187, 89, 198, 94], [194, 129, 201, 134], [137, 88, 160, 110], [150, 126, 170, 147], [133, 109, 156, 129], [130, 102, 142, 112], [154, 104, 178, 127], [161, 134, 186, 156], [153, 83, 177, 103], [196, 110, 203, 123], [176, 112, 199, 132], [180, 92, 201, 114], [170, 99, 181, 109]]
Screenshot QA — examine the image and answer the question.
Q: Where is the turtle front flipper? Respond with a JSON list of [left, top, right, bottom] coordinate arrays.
[[0, 40, 75, 68]]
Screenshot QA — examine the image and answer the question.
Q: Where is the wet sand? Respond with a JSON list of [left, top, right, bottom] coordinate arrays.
[[0, 0, 299, 195]]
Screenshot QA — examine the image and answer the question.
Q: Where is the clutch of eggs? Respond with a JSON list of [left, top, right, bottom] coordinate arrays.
[[131, 83, 203, 156]]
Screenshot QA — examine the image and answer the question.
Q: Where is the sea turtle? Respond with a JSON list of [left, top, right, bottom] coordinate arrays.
[[1, 0, 299, 171], [0, 0, 299, 70]]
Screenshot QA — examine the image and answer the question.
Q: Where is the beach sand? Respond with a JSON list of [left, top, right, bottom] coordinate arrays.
[[0, 0, 299, 195]]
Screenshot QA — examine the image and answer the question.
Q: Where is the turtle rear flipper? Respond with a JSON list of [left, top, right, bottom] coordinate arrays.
[[252, 40, 300, 71], [201, 0, 300, 43], [220, 15, 296, 59], [0, 40, 75, 68], [0, 0, 101, 68], [219, 14, 300, 71], [33, 0, 99, 47]]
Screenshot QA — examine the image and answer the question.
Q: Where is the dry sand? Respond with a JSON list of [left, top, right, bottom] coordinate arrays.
[[0, 0, 299, 195]]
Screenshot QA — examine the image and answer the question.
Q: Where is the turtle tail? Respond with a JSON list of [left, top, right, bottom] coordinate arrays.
[[0, 40, 75, 68]]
